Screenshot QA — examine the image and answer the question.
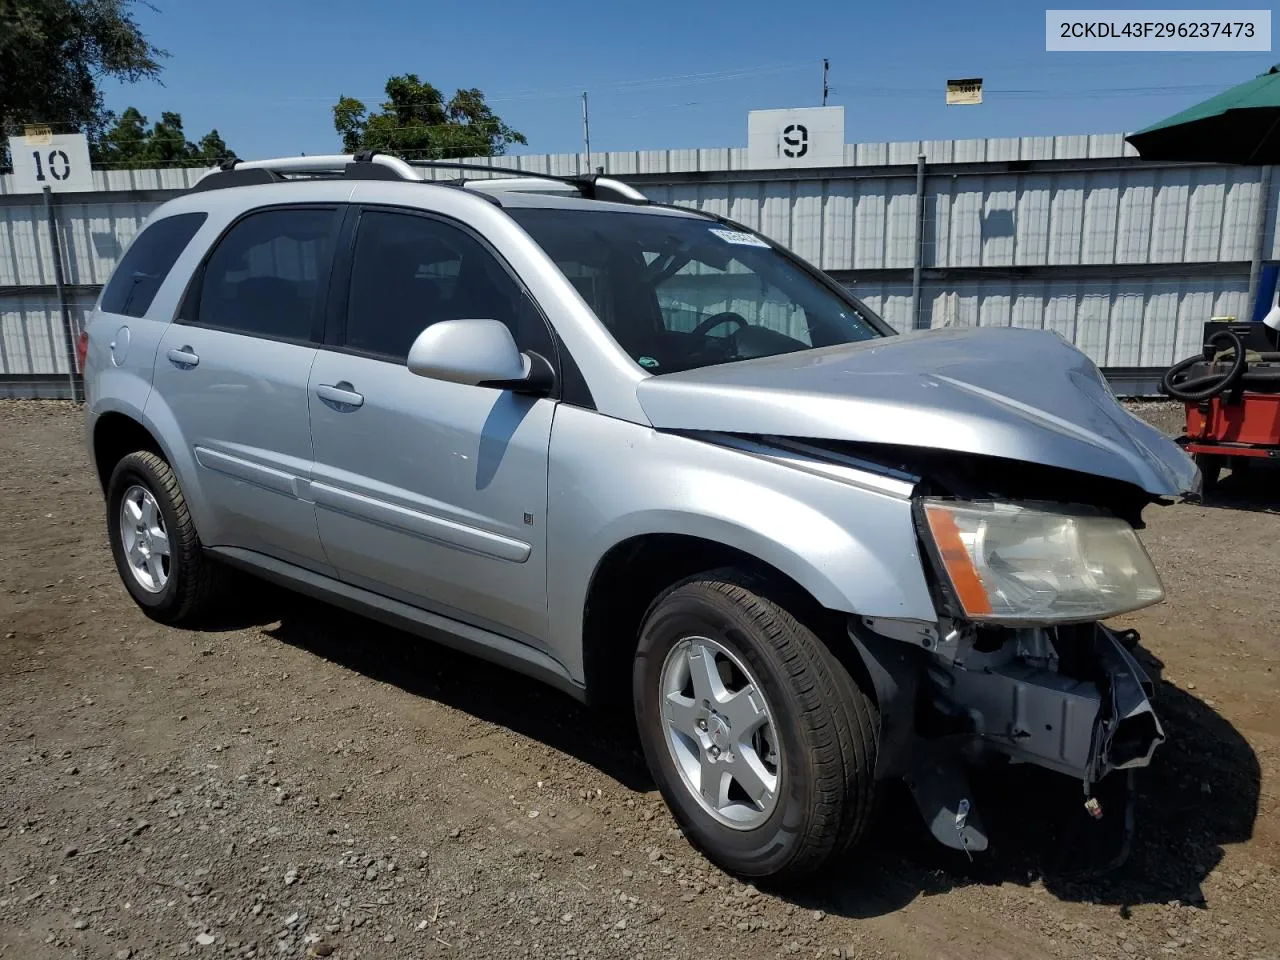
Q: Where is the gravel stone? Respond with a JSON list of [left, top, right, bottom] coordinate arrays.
[[0, 399, 1275, 960]]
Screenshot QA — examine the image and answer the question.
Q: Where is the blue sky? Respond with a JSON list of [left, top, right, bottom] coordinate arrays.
[[99, 0, 1276, 159]]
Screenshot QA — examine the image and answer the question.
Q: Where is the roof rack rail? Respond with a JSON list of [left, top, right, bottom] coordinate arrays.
[[192, 153, 425, 185], [189, 152, 647, 204], [237, 152, 424, 179], [403, 160, 648, 205]]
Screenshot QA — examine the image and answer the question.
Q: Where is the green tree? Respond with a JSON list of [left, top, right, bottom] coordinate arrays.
[[333, 74, 526, 160], [0, 0, 165, 153], [195, 128, 230, 164], [94, 106, 234, 168]]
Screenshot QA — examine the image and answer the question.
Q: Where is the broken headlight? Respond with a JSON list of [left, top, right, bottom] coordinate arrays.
[[918, 499, 1165, 624]]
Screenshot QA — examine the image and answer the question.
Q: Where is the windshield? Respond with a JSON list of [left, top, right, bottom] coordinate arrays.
[[506, 207, 886, 375]]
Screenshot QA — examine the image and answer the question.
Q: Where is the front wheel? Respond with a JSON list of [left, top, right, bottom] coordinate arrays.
[[632, 571, 879, 880]]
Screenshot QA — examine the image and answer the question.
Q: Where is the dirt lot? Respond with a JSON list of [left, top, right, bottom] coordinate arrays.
[[1, 399, 1277, 960]]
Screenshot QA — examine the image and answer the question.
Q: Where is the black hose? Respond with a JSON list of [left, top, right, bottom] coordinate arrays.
[[1160, 328, 1248, 401]]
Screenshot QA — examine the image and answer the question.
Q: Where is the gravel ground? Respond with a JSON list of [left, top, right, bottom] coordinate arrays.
[[1119, 400, 1187, 439], [1, 399, 1277, 960]]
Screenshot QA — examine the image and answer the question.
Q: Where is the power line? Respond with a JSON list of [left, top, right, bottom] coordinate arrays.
[[144, 63, 815, 110], [604, 94, 752, 124], [7, 78, 1236, 139]]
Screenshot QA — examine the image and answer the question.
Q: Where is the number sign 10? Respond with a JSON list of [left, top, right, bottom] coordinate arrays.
[[32, 149, 74, 182], [7, 133, 92, 193]]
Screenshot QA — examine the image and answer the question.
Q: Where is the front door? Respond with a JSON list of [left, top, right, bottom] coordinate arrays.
[[307, 207, 558, 646], [148, 205, 340, 572]]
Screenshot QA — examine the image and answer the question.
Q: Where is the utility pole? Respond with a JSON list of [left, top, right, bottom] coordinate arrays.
[[42, 185, 78, 401], [822, 59, 829, 106], [581, 91, 591, 172], [911, 154, 926, 330]]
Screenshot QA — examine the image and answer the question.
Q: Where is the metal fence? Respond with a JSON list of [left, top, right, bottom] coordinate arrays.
[[2, 135, 1276, 397]]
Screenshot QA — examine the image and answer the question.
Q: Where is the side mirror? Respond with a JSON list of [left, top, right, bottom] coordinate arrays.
[[406, 319, 553, 395]]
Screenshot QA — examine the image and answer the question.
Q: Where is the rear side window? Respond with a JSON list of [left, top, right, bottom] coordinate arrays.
[[193, 207, 336, 342], [99, 212, 207, 318]]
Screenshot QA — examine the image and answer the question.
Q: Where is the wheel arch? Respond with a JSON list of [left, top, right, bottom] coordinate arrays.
[[579, 531, 871, 717], [92, 410, 166, 492], [89, 399, 213, 542]]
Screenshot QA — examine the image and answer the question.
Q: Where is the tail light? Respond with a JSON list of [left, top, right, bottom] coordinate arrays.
[[76, 330, 89, 373]]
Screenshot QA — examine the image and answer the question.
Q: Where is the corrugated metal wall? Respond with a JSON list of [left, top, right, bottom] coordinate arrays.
[[0, 167, 207, 387], [845, 277, 1251, 366], [2, 136, 1276, 394], [629, 158, 1273, 370], [0, 297, 93, 376], [0, 199, 159, 288]]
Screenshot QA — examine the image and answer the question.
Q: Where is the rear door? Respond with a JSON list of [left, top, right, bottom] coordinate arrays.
[[149, 205, 341, 572], [307, 205, 558, 646]]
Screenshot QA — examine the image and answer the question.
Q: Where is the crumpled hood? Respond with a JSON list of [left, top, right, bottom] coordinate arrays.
[[636, 326, 1198, 497]]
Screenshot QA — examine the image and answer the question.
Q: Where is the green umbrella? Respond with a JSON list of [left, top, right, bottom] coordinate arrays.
[[1126, 63, 1280, 164]]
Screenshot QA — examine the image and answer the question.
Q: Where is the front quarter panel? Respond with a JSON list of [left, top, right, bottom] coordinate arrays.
[[547, 404, 936, 682]]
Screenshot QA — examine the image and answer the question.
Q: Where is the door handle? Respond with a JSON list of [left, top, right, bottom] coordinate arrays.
[[316, 381, 364, 409], [167, 346, 199, 368]]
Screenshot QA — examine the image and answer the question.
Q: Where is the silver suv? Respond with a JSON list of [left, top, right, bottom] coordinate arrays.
[[83, 153, 1197, 880]]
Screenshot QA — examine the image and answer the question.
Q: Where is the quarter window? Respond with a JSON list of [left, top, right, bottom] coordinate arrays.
[[194, 208, 335, 340], [343, 210, 551, 362], [99, 212, 207, 318]]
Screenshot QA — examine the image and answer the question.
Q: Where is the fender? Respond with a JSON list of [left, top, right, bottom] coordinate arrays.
[[545, 405, 937, 682], [89, 386, 217, 545], [135, 387, 223, 542]]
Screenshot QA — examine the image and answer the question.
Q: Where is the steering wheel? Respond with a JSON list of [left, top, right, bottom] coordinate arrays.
[[690, 311, 749, 338]]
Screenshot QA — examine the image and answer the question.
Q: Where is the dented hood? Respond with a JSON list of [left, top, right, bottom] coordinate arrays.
[[636, 327, 1198, 497]]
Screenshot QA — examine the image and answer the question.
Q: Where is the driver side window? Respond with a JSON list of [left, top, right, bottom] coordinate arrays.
[[343, 209, 554, 363]]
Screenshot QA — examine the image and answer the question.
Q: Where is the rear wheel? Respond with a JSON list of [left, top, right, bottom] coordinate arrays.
[[633, 570, 879, 879], [106, 451, 223, 623]]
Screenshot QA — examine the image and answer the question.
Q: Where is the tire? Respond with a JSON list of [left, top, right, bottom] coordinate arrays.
[[632, 569, 879, 880], [105, 450, 223, 623]]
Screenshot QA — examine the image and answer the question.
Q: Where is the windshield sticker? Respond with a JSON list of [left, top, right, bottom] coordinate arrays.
[[638, 356, 661, 369], [708, 228, 770, 248]]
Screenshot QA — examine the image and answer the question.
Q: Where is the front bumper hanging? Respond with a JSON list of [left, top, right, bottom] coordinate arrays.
[[856, 618, 1165, 863], [928, 624, 1164, 786]]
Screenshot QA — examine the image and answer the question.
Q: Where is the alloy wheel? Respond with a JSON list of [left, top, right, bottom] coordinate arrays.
[[658, 635, 781, 830], [119, 484, 171, 593]]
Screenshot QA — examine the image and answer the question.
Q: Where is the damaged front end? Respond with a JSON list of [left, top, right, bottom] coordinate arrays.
[[855, 616, 1164, 866], [832, 445, 1177, 871], [633, 326, 1195, 870]]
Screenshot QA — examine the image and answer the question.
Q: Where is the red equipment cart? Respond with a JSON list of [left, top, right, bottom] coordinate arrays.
[[1163, 320, 1280, 492]]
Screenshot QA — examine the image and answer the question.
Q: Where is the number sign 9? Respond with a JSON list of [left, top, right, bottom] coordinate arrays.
[[747, 107, 844, 169], [781, 124, 809, 159]]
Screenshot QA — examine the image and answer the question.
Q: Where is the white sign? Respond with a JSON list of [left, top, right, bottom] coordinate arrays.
[[709, 228, 771, 248], [1046, 10, 1271, 51], [7, 133, 94, 193], [946, 78, 984, 105], [747, 106, 844, 169]]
